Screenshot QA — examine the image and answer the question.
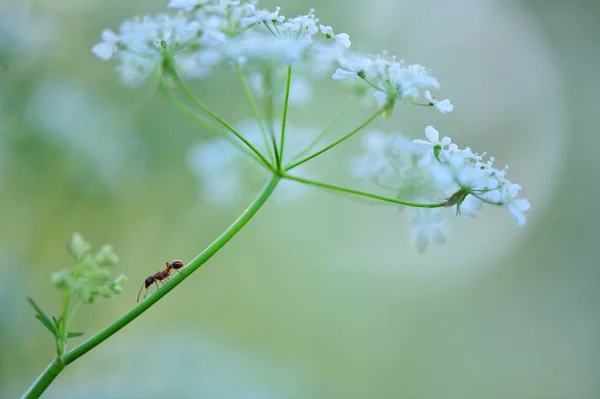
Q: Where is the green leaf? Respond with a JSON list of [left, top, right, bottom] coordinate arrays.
[[35, 315, 58, 336], [27, 297, 49, 318], [66, 332, 84, 339], [28, 297, 55, 331], [28, 297, 60, 337]]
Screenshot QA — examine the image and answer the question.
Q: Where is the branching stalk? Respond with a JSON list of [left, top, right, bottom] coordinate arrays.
[[288, 98, 353, 166], [286, 108, 384, 171], [282, 174, 447, 208], [172, 75, 273, 170], [236, 63, 275, 163], [278, 65, 292, 166]]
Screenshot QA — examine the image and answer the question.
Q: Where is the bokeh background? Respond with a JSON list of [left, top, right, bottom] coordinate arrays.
[[1, 0, 599, 398]]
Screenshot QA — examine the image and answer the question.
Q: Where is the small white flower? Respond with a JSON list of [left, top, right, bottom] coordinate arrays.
[[283, 9, 319, 36], [393, 63, 440, 98], [240, 5, 283, 27], [506, 198, 530, 226], [413, 126, 451, 149], [499, 183, 530, 226], [319, 25, 351, 48], [424, 91, 453, 113], [334, 52, 443, 109], [91, 29, 118, 60]]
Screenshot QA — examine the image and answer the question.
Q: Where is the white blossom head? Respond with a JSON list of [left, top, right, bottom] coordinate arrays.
[[92, 1, 351, 86]]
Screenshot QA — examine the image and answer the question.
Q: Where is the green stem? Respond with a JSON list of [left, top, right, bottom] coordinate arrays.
[[264, 64, 281, 168], [283, 174, 447, 208], [172, 76, 273, 170], [288, 98, 353, 166], [286, 108, 384, 171], [236, 63, 274, 163], [20, 359, 64, 399], [65, 301, 82, 335], [278, 65, 292, 166], [20, 175, 280, 399], [57, 290, 71, 359]]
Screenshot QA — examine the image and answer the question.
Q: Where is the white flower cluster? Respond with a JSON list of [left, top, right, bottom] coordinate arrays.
[[414, 126, 530, 223], [333, 52, 452, 112], [351, 126, 530, 251], [92, 0, 351, 86]]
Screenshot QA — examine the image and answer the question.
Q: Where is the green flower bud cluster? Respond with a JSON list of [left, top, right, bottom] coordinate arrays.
[[50, 233, 126, 303]]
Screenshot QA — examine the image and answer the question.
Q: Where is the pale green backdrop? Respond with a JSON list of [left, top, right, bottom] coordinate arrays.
[[1, 0, 598, 398]]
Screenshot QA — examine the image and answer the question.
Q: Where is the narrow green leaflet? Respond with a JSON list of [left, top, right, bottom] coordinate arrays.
[[28, 297, 58, 337], [66, 332, 84, 339]]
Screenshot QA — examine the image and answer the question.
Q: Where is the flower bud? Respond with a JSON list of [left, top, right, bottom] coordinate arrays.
[[50, 269, 72, 290], [94, 245, 119, 266], [68, 233, 91, 261]]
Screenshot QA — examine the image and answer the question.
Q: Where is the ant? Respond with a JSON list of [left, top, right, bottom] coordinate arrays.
[[137, 260, 185, 303]]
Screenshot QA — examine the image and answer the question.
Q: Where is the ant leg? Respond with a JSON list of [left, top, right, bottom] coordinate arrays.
[[137, 282, 146, 303], [171, 268, 184, 277], [144, 280, 162, 300]]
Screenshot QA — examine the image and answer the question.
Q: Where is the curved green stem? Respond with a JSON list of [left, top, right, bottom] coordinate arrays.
[[286, 108, 384, 171], [282, 174, 447, 208], [20, 175, 280, 399], [172, 75, 273, 170], [21, 359, 64, 399], [278, 65, 292, 166], [236, 63, 274, 163]]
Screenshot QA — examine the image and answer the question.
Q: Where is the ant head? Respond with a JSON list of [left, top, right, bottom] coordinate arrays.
[[144, 276, 155, 288], [169, 260, 185, 269]]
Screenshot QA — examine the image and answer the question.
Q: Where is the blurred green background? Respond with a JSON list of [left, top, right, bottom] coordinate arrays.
[[1, 0, 599, 398]]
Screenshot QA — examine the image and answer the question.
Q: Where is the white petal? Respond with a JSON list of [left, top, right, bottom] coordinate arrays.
[[91, 42, 115, 60], [100, 29, 118, 43], [424, 125, 440, 144], [435, 99, 454, 114], [335, 33, 351, 48], [319, 24, 333, 35], [440, 136, 452, 146], [412, 139, 433, 148], [506, 202, 527, 226], [424, 90, 434, 103], [332, 68, 357, 80], [514, 198, 530, 212]]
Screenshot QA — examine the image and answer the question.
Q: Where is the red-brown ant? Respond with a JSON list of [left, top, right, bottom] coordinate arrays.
[[137, 260, 185, 303]]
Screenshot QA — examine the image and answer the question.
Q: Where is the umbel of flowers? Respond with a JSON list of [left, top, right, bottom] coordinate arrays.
[[92, 0, 529, 252]]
